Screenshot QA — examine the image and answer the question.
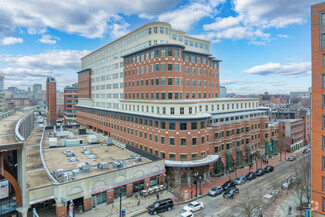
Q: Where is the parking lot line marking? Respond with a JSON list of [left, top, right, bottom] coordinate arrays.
[[213, 171, 292, 216]]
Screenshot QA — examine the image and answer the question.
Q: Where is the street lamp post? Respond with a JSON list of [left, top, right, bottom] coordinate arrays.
[[194, 172, 199, 197], [199, 176, 202, 196]]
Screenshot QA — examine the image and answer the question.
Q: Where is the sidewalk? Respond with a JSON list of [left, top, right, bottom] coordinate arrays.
[[174, 149, 304, 201], [75, 190, 174, 217]]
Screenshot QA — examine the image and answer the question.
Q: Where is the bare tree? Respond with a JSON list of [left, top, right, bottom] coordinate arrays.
[[278, 141, 287, 161], [235, 187, 261, 217]]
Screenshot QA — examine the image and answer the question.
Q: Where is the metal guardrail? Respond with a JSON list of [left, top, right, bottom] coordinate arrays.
[[39, 127, 59, 185], [0, 110, 15, 120], [15, 110, 34, 142]]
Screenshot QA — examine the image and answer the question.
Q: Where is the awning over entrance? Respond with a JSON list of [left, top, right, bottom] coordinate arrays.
[[165, 155, 219, 168]]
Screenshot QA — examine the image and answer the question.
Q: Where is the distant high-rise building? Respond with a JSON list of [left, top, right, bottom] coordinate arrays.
[[219, 86, 227, 98], [0, 76, 4, 92], [311, 3, 325, 216], [33, 83, 42, 92], [64, 84, 78, 124], [46, 77, 56, 125]]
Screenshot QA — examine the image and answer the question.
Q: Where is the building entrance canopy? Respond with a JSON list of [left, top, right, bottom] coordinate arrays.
[[165, 155, 219, 167]]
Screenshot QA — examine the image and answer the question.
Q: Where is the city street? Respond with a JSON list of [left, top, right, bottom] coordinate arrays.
[[140, 152, 309, 217]]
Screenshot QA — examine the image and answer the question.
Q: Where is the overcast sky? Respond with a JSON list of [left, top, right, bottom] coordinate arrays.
[[0, 0, 320, 94]]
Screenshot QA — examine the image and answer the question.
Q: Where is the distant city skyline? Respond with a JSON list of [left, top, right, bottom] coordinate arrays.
[[0, 0, 320, 93]]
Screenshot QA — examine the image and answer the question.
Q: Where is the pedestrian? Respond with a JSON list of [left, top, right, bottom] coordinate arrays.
[[288, 205, 292, 215], [156, 193, 159, 201], [137, 199, 140, 206]]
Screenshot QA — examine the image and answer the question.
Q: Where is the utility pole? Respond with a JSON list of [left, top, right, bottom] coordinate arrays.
[[194, 172, 198, 197]]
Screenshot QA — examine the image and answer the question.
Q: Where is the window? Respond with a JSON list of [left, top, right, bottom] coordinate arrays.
[[161, 48, 165, 57], [322, 33, 325, 48], [168, 47, 173, 56], [180, 122, 187, 130], [169, 122, 175, 130], [192, 153, 197, 160], [215, 133, 218, 139], [323, 75, 325, 88], [181, 138, 186, 146], [192, 138, 196, 146], [185, 53, 189, 62], [168, 78, 173, 85], [161, 77, 166, 85], [175, 78, 179, 85], [161, 63, 166, 71], [323, 177, 325, 191], [169, 153, 175, 160], [323, 136, 325, 150], [160, 121, 166, 129], [323, 156, 325, 170], [161, 136, 165, 144], [168, 63, 173, 71], [322, 115, 325, 129], [170, 107, 174, 114], [170, 138, 175, 146], [322, 13, 325, 25], [201, 136, 205, 144], [180, 107, 184, 114], [191, 122, 197, 130]]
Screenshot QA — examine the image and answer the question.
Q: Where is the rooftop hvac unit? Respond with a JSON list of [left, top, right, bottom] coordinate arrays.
[[87, 135, 97, 144], [49, 138, 57, 148], [80, 147, 87, 153], [135, 157, 142, 162], [88, 154, 97, 160], [78, 162, 92, 171], [69, 157, 78, 162], [97, 162, 110, 170], [67, 152, 75, 157], [79, 128, 86, 135], [84, 150, 92, 155], [53, 169, 64, 177], [112, 161, 123, 168]]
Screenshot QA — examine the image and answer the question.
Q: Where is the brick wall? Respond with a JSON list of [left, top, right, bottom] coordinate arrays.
[[83, 197, 92, 211]]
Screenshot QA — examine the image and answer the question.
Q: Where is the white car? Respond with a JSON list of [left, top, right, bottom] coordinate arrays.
[[183, 201, 204, 212], [178, 211, 194, 217]]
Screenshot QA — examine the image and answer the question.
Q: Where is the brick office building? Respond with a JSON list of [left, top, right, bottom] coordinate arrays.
[[311, 3, 325, 215], [63, 84, 78, 124], [76, 22, 279, 180], [46, 77, 56, 125]]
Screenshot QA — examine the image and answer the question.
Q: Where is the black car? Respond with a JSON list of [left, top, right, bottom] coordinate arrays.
[[264, 165, 274, 173], [245, 172, 256, 180], [222, 180, 237, 191], [255, 168, 265, 176], [223, 187, 239, 199], [208, 186, 223, 196], [148, 198, 174, 215]]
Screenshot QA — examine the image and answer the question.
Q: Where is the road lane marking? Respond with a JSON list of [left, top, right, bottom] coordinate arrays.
[[213, 172, 292, 216]]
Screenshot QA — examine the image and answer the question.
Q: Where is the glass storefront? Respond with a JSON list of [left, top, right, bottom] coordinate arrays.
[[92, 192, 107, 208], [150, 176, 159, 187], [114, 186, 127, 200], [133, 180, 145, 193]]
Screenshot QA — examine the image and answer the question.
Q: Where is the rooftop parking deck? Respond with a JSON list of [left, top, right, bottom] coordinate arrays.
[[0, 112, 26, 146]]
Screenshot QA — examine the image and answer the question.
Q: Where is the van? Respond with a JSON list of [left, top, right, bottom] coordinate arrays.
[[147, 198, 174, 215]]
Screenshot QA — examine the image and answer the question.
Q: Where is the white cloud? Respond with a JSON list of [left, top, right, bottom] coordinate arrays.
[[221, 79, 263, 85], [216, 26, 254, 40], [0, 0, 179, 38], [39, 34, 60, 44], [204, 16, 242, 31], [242, 62, 311, 77], [0, 49, 89, 90], [0, 49, 89, 71], [0, 37, 23, 45], [158, 2, 214, 31], [248, 41, 266, 46], [277, 34, 289, 38], [110, 23, 130, 39]]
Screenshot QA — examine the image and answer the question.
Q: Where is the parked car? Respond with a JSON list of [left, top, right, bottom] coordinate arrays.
[[290, 176, 297, 184], [235, 176, 247, 185], [223, 187, 239, 199], [148, 198, 174, 215], [264, 165, 274, 173], [245, 172, 256, 180], [303, 148, 311, 154], [222, 180, 237, 191], [287, 156, 296, 161], [255, 168, 266, 176], [281, 182, 293, 190], [208, 186, 223, 197], [183, 201, 204, 212], [178, 212, 194, 217]]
